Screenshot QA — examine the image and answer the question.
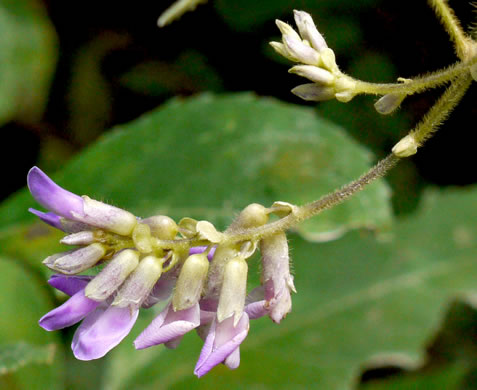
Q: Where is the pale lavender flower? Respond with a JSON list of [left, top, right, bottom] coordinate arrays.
[[27, 167, 84, 220], [260, 232, 296, 323], [39, 275, 140, 360], [39, 289, 100, 331], [194, 313, 250, 377], [134, 302, 200, 349], [72, 305, 139, 360], [29, 167, 296, 376], [28, 166, 137, 235]]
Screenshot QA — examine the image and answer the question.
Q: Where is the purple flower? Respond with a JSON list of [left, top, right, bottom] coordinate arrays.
[[39, 275, 139, 360], [260, 232, 296, 323], [29, 167, 296, 376], [134, 302, 200, 350], [28, 166, 137, 236], [194, 313, 250, 377], [72, 305, 139, 360], [39, 289, 100, 331]]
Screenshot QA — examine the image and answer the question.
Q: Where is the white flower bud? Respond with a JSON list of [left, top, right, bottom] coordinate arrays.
[[60, 231, 95, 246], [392, 134, 418, 157], [320, 48, 338, 72], [204, 245, 239, 299], [270, 41, 297, 62], [227, 203, 269, 232], [43, 243, 107, 275], [374, 93, 406, 115], [217, 256, 248, 326], [293, 10, 328, 52], [291, 83, 335, 102], [275, 20, 301, 42], [141, 215, 178, 239], [72, 196, 137, 236], [85, 249, 140, 301], [172, 253, 209, 311], [283, 36, 320, 66], [289, 65, 334, 85], [113, 255, 163, 308]]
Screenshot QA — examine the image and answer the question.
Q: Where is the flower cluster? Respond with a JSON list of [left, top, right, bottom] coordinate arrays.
[[270, 10, 357, 103], [28, 167, 296, 376]]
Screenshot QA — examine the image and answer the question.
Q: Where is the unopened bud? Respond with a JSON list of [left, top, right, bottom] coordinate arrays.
[[204, 245, 239, 298], [228, 203, 268, 231], [392, 134, 418, 157], [275, 20, 301, 42], [320, 48, 337, 72], [85, 249, 140, 301], [270, 41, 296, 61], [283, 36, 320, 66], [132, 223, 152, 253], [72, 196, 137, 236], [113, 255, 163, 308], [293, 10, 328, 53], [260, 231, 295, 324], [43, 243, 106, 275], [60, 231, 95, 246], [374, 93, 405, 115], [142, 215, 178, 239], [217, 256, 248, 326], [291, 83, 335, 102], [289, 65, 334, 85], [172, 253, 209, 311]]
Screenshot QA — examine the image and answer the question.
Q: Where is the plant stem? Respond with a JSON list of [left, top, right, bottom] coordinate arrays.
[[352, 59, 475, 96], [410, 73, 473, 146], [427, 0, 473, 60], [220, 154, 400, 243]]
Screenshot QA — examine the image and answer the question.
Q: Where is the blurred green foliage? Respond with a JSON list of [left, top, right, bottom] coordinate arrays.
[[0, 0, 57, 126]]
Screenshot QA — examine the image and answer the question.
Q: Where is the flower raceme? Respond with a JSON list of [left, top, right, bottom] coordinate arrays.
[[28, 167, 296, 376], [271, 10, 358, 103]]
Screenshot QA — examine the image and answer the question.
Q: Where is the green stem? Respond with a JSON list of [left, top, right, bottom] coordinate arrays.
[[427, 0, 472, 60], [220, 154, 400, 243], [352, 58, 475, 96], [411, 73, 473, 146]]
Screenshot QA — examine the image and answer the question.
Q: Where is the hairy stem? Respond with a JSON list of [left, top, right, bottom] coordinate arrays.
[[352, 58, 476, 96], [428, 0, 473, 59], [220, 154, 400, 243], [411, 73, 473, 146]]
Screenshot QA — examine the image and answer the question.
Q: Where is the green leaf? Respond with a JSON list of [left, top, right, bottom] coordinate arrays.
[[0, 93, 391, 242], [0, 0, 57, 125], [111, 186, 477, 389], [0, 342, 55, 375], [0, 256, 64, 389]]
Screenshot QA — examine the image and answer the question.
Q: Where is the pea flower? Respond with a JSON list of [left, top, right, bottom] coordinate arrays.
[[28, 167, 296, 376]]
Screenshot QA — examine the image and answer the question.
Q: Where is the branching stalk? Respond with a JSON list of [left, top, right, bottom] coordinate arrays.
[[411, 73, 473, 146], [352, 58, 476, 96], [428, 0, 473, 59]]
